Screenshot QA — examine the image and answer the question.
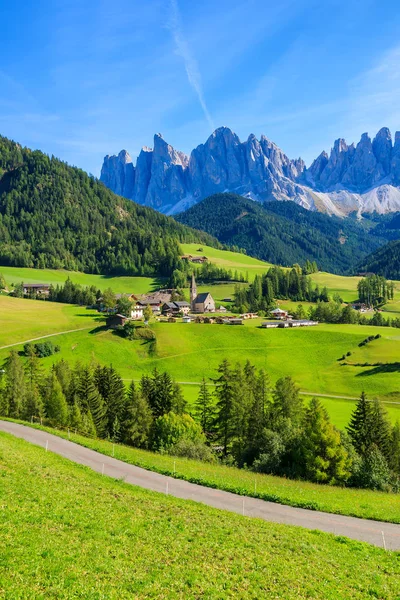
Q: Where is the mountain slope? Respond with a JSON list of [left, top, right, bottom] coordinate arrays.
[[101, 126, 400, 216], [0, 135, 216, 275], [175, 193, 387, 273], [358, 240, 400, 279]]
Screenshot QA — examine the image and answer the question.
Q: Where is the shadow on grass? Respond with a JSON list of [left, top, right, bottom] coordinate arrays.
[[356, 362, 400, 377], [88, 325, 109, 335]]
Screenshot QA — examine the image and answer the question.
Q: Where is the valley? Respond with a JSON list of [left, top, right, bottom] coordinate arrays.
[[1, 242, 400, 428]]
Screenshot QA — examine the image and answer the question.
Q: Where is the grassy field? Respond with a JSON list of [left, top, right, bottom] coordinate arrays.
[[1, 295, 400, 426], [1, 433, 399, 599], [0, 295, 101, 348], [2, 245, 400, 309], [17, 421, 400, 524], [0, 265, 160, 294]]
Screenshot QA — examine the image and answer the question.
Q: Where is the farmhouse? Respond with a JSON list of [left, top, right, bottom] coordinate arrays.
[[22, 283, 50, 296], [225, 318, 243, 325], [261, 319, 318, 329], [270, 308, 288, 320], [106, 314, 129, 328], [161, 301, 191, 316]]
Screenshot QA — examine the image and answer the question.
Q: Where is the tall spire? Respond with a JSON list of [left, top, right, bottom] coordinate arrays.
[[190, 273, 197, 310]]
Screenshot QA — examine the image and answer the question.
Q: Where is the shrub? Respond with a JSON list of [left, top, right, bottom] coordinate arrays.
[[169, 439, 216, 462], [152, 412, 205, 452]]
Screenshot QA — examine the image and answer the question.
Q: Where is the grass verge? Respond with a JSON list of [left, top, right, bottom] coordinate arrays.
[[1, 431, 399, 599]]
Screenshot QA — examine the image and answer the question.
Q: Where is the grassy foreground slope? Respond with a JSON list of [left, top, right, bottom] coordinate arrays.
[[19, 422, 400, 524], [1, 433, 399, 599]]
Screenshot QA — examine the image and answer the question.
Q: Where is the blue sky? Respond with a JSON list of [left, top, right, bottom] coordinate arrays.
[[1, 0, 400, 175]]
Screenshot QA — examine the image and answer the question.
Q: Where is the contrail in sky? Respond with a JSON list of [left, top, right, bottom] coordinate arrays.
[[168, 0, 215, 130]]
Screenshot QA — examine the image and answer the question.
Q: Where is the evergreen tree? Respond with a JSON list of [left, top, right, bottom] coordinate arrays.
[[141, 369, 174, 418], [370, 398, 392, 461], [301, 398, 350, 484], [213, 359, 235, 455], [123, 381, 153, 448], [44, 372, 68, 426], [94, 365, 126, 437], [22, 345, 44, 421], [245, 368, 271, 462], [69, 401, 83, 431], [347, 392, 374, 457], [271, 376, 303, 429], [2, 351, 25, 418], [77, 367, 106, 436], [194, 377, 215, 437]]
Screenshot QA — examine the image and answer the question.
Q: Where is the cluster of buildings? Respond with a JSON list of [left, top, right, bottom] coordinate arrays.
[[261, 307, 318, 329], [107, 275, 218, 327]]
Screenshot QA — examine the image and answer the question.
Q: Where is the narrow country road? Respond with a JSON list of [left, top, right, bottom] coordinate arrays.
[[1, 420, 400, 550], [0, 326, 93, 351]]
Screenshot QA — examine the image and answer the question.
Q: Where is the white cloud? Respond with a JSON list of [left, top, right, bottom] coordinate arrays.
[[167, 0, 214, 131]]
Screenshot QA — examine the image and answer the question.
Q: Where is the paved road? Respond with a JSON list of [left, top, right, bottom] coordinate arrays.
[[0, 327, 93, 351], [1, 420, 400, 550]]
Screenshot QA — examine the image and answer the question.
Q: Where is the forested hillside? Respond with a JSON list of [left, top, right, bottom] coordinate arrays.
[[0, 136, 217, 275], [176, 193, 393, 274], [359, 240, 400, 279]]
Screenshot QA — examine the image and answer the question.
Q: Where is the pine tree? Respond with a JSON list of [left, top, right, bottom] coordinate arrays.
[[194, 377, 215, 436], [22, 346, 44, 421], [271, 376, 303, 429], [301, 398, 350, 484], [94, 365, 126, 437], [370, 398, 392, 461], [246, 369, 271, 459], [213, 359, 235, 455], [123, 381, 153, 448], [347, 392, 374, 457], [142, 369, 174, 418], [77, 367, 106, 436], [2, 351, 26, 418], [69, 401, 83, 431], [44, 372, 68, 426]]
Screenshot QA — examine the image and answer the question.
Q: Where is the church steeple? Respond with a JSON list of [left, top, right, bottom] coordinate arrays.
[[190, 273, 197, 310]]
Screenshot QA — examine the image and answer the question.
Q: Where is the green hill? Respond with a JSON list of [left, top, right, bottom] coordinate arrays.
[[0, 135, 216, 276], [359, 240, 400, 279], [176, 193, 390, 274], [2, 433, 399, 599]]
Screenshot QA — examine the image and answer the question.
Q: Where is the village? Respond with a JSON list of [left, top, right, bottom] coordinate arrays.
[[103, 275, 319, 330], [16, 277, 320, 329]]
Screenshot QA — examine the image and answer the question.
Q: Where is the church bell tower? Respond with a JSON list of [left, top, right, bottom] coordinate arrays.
[[190, 273, 197, 310]]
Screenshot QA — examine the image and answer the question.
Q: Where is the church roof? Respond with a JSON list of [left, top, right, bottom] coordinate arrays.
[[194, 292, 211, 303]]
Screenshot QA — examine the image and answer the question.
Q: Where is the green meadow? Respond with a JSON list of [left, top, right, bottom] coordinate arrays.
[[0, 265, 160, 295], [1, 433, 399, 599], [1, 294, 400, 427]]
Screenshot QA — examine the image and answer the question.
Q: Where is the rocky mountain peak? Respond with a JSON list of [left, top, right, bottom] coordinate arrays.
[[101, 126, 400, 217]]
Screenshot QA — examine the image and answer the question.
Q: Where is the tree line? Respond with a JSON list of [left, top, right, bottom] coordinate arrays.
[[357, 274, 395, 306], [307, 300, 400, 328], [1, 352, 399, 492], [233, 266, 329, 312]]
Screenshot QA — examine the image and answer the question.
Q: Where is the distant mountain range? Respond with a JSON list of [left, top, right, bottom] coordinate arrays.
[[175, 193, 398, 274], [100, 126, 400, 216]]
